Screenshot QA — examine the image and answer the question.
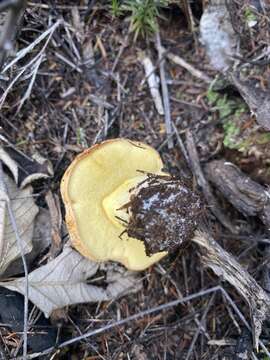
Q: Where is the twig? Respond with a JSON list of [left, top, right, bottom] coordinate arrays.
[[172, 124, 190, 167], [111, 33, 129, 73], [54, 52, 82, 73], [20, 286, 221, 359], [15, 282, 270, 359], [186, 130, 237, 233], [221, 288, 270, 358], [156, 32, 174, 149], [205, 159, 270, 312], [0, 335, 8, 360], [0, 0, 27, 69], [17, 53, 44, 111], [186, 293, 215, 360], [0, 19, 61, 109], [140, 52, 164, 115], [0, 161, 28, 359], [2, 19, 62, 74], [192, 230, 270, 351], [164, 48, 213, 84]]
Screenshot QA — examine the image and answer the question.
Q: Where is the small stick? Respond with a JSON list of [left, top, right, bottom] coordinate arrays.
[[2, 19, 62, 74], [16, 283, 270, 359], [205, 159, 270, 301], [19, 286, 221, 359], [140, 53, 164, 115], [186, 131, 236, 233], [156, 32, 174, 149], [186, 293, 215, 360], [172, 124, 190, 167], [0, 161, 28, 359], [0, 19, 61, 109], [164, 48, 213, 84]]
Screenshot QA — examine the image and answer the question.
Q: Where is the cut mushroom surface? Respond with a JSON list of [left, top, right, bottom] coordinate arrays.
[[61, 138, 168, 270]]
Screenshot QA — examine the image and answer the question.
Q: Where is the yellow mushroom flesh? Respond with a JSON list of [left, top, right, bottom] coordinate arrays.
[[61, 139, 168, 271]]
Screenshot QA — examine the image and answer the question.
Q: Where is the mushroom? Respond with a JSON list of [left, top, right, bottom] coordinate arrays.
[[61, 138, 202, 271]]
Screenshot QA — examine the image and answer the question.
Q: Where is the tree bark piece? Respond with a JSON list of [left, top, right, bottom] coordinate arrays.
[[192, 230, 270, 351], [205, 159, 270, 300], [205, 160, 270, 229], [229, 72, 270, 131]]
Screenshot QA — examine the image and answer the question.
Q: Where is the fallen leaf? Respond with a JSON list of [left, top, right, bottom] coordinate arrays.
[[0, 173, 39, 275], [1, 247, 141, 317], [45, 190, 62, 257], [0, 136, 53, 188], [3, 208, 52, 277], [0, 287, 58, 353]]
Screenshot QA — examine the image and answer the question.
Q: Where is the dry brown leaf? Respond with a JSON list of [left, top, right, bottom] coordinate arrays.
[[0, 137, 53, 188], [3, 208, 52, 277], [45, 190, 62, 257], [1, 246, 141, 317], [0, 174, 39, 275]]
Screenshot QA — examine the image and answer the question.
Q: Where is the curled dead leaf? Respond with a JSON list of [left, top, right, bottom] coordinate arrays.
[[0, 174, 38, 276], [1, 247, 142, 317]]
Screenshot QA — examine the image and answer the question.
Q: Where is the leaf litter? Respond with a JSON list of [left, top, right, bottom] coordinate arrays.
[[0, 173, 38, 276], [1, 246, 141, 318], [1, 0, 270, 358]]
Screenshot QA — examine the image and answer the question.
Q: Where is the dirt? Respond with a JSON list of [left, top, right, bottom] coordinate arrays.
[[127, 174, 203, 255]]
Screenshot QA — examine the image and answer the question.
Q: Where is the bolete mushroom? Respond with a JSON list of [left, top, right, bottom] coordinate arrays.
[[61, 138, 202, 271]]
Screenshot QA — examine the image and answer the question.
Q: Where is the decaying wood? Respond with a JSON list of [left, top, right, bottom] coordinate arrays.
[[186, 131, 236, 233], [229, 72, 270, 131], [205, 159, 270, 228], [205, 159, 270, 299], [184, 134, 270, 351], [192, 230, 270, 351]]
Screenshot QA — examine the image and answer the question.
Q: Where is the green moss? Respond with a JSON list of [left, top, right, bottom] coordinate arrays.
[[207, 89, 246, 120], [255, 132, 270, 145], [206, 88, 248, 150], [223, 120, 241, 149]]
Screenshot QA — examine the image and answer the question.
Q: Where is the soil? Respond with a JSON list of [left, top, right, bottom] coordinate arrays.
[[127, 174, 203, 255]]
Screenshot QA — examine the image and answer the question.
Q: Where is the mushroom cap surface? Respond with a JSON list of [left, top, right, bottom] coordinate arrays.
[[61, 138, 167, 270]]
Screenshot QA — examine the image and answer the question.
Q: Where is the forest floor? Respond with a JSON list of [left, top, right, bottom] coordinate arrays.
[[1, 1, 270, 359]]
